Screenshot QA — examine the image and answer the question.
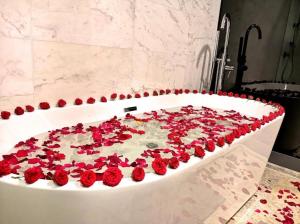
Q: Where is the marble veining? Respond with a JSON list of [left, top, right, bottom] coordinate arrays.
[[33, 41, 132, 104], [0, 37, 33, 98], [32, 0, 134, 48], [0, 0, 31, 39]]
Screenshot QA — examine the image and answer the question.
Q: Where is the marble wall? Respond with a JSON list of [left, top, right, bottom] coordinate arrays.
[[0, 0, 221, 110]]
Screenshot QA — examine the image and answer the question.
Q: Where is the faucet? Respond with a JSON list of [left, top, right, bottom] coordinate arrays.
[[214, 13, 234, 93], [235, 24, 262, 90]]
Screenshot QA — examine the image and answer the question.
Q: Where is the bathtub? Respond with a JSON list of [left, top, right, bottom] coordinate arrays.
[[0, 92, 284, 224], [241, 82, 300, 152]]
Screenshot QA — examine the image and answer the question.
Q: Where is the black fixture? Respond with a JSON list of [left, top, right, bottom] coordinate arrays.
[[234, 24, 262, 90]]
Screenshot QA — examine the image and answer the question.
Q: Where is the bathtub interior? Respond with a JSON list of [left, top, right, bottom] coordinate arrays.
[[242, 82, 300, 92], [0, 94, 276, 155], [0, 93, 280, 190]]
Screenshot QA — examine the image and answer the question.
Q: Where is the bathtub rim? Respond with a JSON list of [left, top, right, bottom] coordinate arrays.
[[0, 93, 284, 191]]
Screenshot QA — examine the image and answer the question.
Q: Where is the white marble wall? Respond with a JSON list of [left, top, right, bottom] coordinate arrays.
[[0, 0, 221, 110]]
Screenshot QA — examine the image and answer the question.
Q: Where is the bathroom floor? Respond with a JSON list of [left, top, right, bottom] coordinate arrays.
[[229, 163, 300, 224]]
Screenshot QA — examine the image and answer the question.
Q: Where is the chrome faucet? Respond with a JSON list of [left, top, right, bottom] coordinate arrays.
[[214, 13, 234, 93]]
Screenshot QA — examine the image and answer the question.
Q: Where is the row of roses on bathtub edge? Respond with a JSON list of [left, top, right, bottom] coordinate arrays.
[[0, 89, 285, 187], [0, 88, 281, 119]]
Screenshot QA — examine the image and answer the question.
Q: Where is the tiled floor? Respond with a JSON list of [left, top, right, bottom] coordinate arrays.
[[229, 163, 300, 224]]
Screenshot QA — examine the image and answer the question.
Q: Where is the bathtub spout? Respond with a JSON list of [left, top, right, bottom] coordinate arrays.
[[235, 24, 262, 90]]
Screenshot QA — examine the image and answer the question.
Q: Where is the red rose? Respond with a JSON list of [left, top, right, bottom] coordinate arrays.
[[159, 89, 165, 95], [239, 126, 247, 135], [234, 93, 239, 97], [166, 89, 171, 94], [240, 94, 247, 99], [57, 99, 67, 107], [209, 91, 213, 95], [119, 94, 126, 100], [168, 157, 179, 169], [256, 97, 261, 101], [225, 133, 234, 144], [222, 91, 227, 96], [153, 90, 158, 96], [217, 90, 222, 96], [1, 111, 11, 119], [144, 92, 149, 97], [0, 160, 11, 176], [53, 170, 69, 186], [184, 89, 190, 94], [80, 170, 96, 187], [103, 167, 123, 187], [74, 98, 83, 105], [206, 140, 215, 152], [100, 96, 107, 102], [228, 92, 233, 97], [152, 158, 167, 175], [39, 102, 50, 110], [217, 137, 225, 147], [194, 146, 205, 157], [24, 167, 43, 184], [135, 93, 141, 98], [174, 89, 179, 95], [127, 94, 132, 99], [251, 122, 257, 131], [248, 95, 254, 100], [14, 106, 24, 115], [111, 93, 117, 100], [131, 167, 145, 182], [201, 90, 205, 94], [179, 152, 190, 163], [25, 105, 34, 112], [178, 89, 183, 94], [87, 97, 95, 104]]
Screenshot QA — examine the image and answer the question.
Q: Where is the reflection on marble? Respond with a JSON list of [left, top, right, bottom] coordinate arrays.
[[184, 38, 215, 90], [0, 37, 33, 97], [33, 41, 132, 104], [0, 0, 31, 38], [32, 0, 134, 48]]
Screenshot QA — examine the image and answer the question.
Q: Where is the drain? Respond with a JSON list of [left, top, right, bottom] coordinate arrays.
[[146, 142, 158, 149]]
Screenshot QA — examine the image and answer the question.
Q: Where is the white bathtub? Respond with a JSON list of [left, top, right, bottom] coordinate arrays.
[[0, 92, 284, 224]]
